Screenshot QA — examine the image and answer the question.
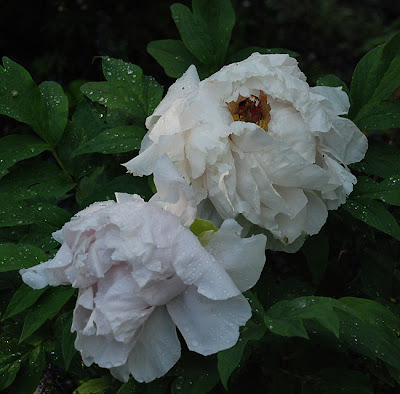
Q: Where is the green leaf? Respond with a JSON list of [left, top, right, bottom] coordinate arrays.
[[147, 39, 203, 79], [302, 367, 373, 394], [349, 46, 384, 119], [62, 314, 77, 370], [72, 125, 146, 156], [0, 359, 21, 391], [0, 58, 68, 147], [170, 0, 234, 73], [337, 298, 400, 372], [350, 32, 400, 123], [171, 354, 219, 394], [356, 101, 400, 130], [361, 242, 395, 299], [0, 159, 75, 201], [2, 283, 47, 319], [342, 198, 400, 240], [140, 75, 165, 118], [302, 232, 329, 285], [20, 223, 59, 252], [227, 46, 300, 63], [266, 296, 400, 374], [218, 292, 266, 389], [73, 378, 111, 394], [11, 346, 46, 394], [351, 141, 400, 178], [81, 57, 163, 119], [0, 57, 41, 126], [352, 175, 400, 206], [0, 322, 31, 390], [316, 74, 350, 96], [19, 286, 75, 342], [0, 134, 49, 179], [170, 3, 216, 67], [102, 56, 143, 83], [381, 31, 400, 68], [0, 199, 71, 228], [77, 167, 152, 208], [191, 0, 235, 66], [37, 81, 69, 146], [117, 379, 146, 393], [370, 56, 400, 103], [265, 296, 340, 339], [66, 79, 87, 107], [57, 99, 108, 177], [0, 243, 47, 272]]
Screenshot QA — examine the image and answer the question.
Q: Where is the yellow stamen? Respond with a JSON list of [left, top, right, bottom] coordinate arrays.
[[226, 91, 271, 132]]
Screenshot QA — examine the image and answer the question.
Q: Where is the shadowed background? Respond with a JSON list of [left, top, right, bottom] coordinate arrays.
[[0, 0, 399, 89]]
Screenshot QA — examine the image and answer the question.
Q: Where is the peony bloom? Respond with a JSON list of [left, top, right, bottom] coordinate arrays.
[[20, 157, 266, 383], [124, 53, 367, 249]]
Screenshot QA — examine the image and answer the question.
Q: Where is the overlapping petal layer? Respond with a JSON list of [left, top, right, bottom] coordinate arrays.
[[20, 183, 266, 382], [124, 53, 367, 248]]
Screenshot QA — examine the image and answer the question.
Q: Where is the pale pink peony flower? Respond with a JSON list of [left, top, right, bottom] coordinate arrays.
[[124, 53, 367, 250], [20, 157, 266, 383]]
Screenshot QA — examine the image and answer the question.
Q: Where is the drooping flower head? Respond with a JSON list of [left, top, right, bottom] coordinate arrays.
[[20, 156, 266, 383], [124, 53, 367, 249]]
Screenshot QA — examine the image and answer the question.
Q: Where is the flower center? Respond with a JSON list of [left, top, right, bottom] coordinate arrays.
[[227, 91, 271, 131]]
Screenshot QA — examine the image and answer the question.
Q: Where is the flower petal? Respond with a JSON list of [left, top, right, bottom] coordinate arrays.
[[74, 331, 137, 370], [20, 244, 73, 289], [167, 286, 251, 356], [146, 65, 200, 131], [172, 230, 241, 300], [205, 219, 267, 292], [311, 86, 350, 115], [125, 306, 181, 383], [149, 155, 197, 227]]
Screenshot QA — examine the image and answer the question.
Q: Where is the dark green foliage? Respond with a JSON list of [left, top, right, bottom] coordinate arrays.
[[0, 0, 400, 393]]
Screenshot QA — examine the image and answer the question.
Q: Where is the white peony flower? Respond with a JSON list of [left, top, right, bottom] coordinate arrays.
[[124, 53, 367, 248], [20, 158, 266, 383]]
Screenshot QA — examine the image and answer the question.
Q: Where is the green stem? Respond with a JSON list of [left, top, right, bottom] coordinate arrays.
[[51, 148, 87, 201], [51, 149, 75, 184]]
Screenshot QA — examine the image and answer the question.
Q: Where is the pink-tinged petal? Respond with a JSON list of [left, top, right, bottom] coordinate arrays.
[[74, 331, 137, 370], [167, 286, 251, 356], [94, 264, 154, 343], [126, 306, 181, 383], [205, 219, 266, 292], [20, 243, 73, 289]]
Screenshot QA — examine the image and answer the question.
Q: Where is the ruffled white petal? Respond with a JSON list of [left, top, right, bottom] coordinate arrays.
[[146, 65, 200, 131], [311, 86, 350, 115], [125, 52, 367, 248]]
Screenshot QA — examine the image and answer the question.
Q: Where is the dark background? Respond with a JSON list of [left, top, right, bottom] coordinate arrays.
[[0, 0, 399, 90]]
